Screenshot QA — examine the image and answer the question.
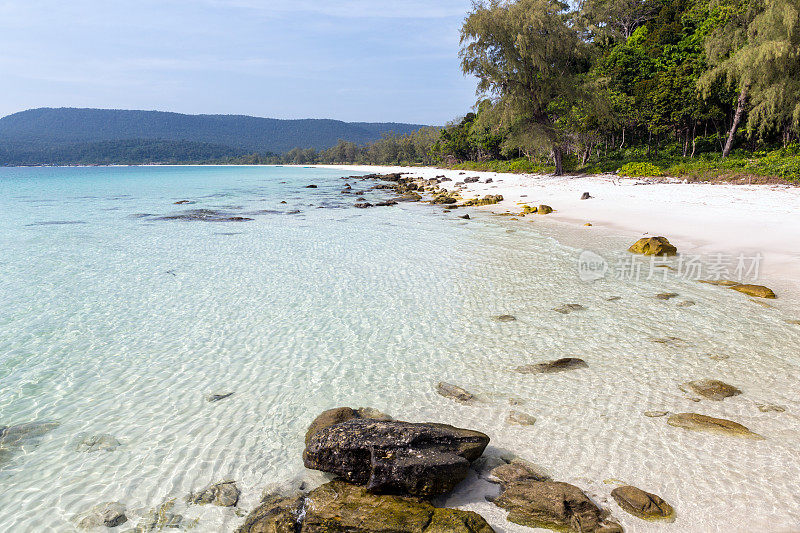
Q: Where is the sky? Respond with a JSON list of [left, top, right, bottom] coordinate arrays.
[[0, 0, 480, 125]]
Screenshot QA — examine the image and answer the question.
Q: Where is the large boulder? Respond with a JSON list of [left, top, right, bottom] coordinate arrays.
[[494, 481, 621, 532], [667, 413, 763, 439], [238, 481, 494, 533], [628, 237, 677, 256], [611, 485, 675, 521], [303, 418, 489, 497], [304, 406, 392, 445]]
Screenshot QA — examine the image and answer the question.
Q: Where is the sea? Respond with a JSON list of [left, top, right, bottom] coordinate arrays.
[[1, 165, 799, 532]]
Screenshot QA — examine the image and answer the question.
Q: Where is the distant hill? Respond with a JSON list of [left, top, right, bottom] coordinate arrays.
[[0, 108, 428, 165]]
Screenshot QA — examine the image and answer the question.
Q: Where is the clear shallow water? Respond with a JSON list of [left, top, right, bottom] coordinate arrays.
[[1, 166, 799, 532]]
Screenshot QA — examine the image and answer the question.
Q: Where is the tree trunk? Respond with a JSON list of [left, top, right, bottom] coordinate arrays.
[[691, 122, 697, 158], [552, 146, 563, 176], [723, 85, 748, 158], [619, 128, 625, 150]]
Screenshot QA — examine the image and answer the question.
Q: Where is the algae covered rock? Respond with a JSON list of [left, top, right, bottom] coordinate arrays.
[[236, 494, 304, 533], [188, 480, 240, 507], [74, 501, 127, 529], [667, 413, 763, 439], [462, 195, 504, 206], [537, 205, 553, 214], [494, 481, 621, 532], [628, 236, 677, 256], [611, 485, 675, 522], [304, 406, 393, 445], [303, 418, 489, 497], [680, 379, 742, 401], [729, 284, 776, 299]]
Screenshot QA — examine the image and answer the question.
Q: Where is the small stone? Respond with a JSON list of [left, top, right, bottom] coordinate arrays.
[[581, 192, 592, 200], [553, 304, 586, 314], [188, 481, 240, 507], [757, 404, 786, 413], [655, 293, 679, 300], [611, 485, 675, 521], [507, 411, 537, 426], [516, 358, 588, 374], [75, 433, 121, 453], [667, 413, 763, 439], [460, 214, 471, 219], [354, 202, 373, 208], [709, 354, 730, 361], [644, 411, 669, 418], [493, 314, 517, 322], [206, 392, 234, 402], [677, 300, 696, 307], [650, 336, 683, 345], [584, 222, 593, 226], [680, 379, 742, 401], [436, 382, 475, 403], [74, 502, 127, 529], [606, 296, 622, 301], [305, 184, 318, 188]]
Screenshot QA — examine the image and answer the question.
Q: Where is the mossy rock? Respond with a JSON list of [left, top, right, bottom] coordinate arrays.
[[537, 205, 553, 215], [521, 205, 537, 214], [628, 236, 677, 256], [679, 379, 742, 401], [729, 284, 776, 299], [462, 195, 504, 207], [611, 485, 675, 522]]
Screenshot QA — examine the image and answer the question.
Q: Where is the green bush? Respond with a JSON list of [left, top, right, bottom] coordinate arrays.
[[618, 161, 663, 177]]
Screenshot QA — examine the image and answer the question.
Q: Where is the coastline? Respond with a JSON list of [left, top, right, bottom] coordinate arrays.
[[314, 164, 800, 305]]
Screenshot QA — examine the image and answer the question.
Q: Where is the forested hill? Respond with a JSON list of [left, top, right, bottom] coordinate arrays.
[[0, 108, 427, 165]]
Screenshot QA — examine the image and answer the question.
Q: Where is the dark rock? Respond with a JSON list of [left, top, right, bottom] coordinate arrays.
[[174, 200, 194, 205], [74, 502, 127, 529], [236, 494, 304, 533], [436, 382, 475, 403], [655, 293, 679, 300], [155, 209, 254, 222], [516, 358, 588, 374], [280, 201, 287, 204], [206, 392, 234, 402], [303, 418, 490, 497], [485, 178, 493, 183], [464, 176, 480, 183], [305, 406, 393, 445], [494, 480, 622, 532], [305, 184, 318, 188], [581, 192, 592, 200], [611, 485, 675, 521], [188, 480, 240, 507], [440, 177, 452, 182], [375, 200, 398, 207], [459, 214, 471, 219], [354, 202, 373, 208]]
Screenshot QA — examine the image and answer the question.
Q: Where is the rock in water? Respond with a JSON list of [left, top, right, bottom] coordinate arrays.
[[730, 284, 777, 299], [494, 481, 621, 532], [581, 192, 592, 200], [655, 293, 679, 300], [74, 502, 127, 529], [537, 205, 553, 214], [516, 358, 588, 374], [628, 236, 677, 256], [303, 418, 490, 497], [75, 433, 121, 453], [206, 392, 234, 402], [239, 480, 494, 533], [667, 413, 763, 438], [553, 304, 587, 314], [436, 382, 475, 403], [507, 411, 537, 426], [188, 480, 240, 507], [680, 379, 742, 401], [493, 314, 517, 322], [611, 485, 675, 521], [488, 460, 551, 485]]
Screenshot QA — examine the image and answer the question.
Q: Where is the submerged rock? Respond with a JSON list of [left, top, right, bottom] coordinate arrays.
[[644, 411, 669, 418], [305, 184, 318, 188], [489, 460, 551, 485], [667, 413, 763, 438], [516, 358, 588, 375], [553, 304, 587, 314], [354, 202, 374, 208], [188, 480, 240, 507], [680, 379, 742, 401], [494, 480, 622, 533], [655, 293, 679, 300], [436, 382, 475, 403], [75, 433, 121, 453], [460, 214, 471, 219], [507, 411, 537, 426], [74, 501, 127, 529], [699, 279, 741, 286], [0, 421, 59, 465], [303, 418, 489, 497], [155, 209, 253, 222], [240, 480, 494, 533], [493, 314, 517, 322], [730, 284, 776, 299], [628, 236, 677, 256], [131, 500, 188, 532], [611, 485, 675, 521], [206, 392, 234, 402]]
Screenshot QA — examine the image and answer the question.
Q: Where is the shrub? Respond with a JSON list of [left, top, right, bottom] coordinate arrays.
[[618, 161, 663, 177]]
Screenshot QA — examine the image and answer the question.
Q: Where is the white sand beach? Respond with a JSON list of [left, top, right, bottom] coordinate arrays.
[[317, 165, 800, 304]]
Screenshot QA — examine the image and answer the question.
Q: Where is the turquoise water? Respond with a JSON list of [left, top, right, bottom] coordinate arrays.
[[1, 166, 800, 532]]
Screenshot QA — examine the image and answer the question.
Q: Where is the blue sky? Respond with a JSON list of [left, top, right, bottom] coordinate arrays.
[[0, 0, 479, 125]]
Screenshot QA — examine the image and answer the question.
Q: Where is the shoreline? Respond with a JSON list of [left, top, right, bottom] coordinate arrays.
[[314, 164, 800, 306]]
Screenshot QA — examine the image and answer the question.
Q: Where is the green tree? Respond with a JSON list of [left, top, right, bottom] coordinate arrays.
[[460, 0, 591, 174]]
